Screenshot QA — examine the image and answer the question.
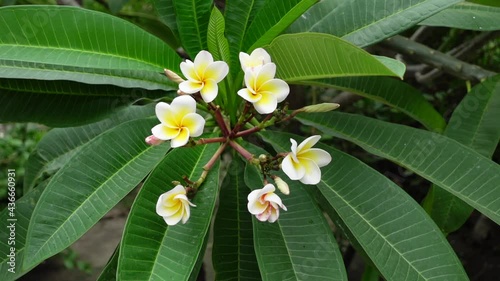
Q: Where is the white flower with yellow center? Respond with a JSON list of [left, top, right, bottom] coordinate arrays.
[[247, 184, 287, 223], [239, 48, 271, 71], [151, 95, 205, 148], [282, 136, 332, 185], [237, 63, 290, 114], [156, 185, 196, 225], [179, 50, 229, 103]]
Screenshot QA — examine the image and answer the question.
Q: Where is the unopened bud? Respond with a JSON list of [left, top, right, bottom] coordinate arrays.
[[164, 69, 185, 84], [258, 154, 268, 163], [145, 135, 164, 146], [172, 181, 181, 186], [273, 176, 290, 195], [301, 103, 340, 113]]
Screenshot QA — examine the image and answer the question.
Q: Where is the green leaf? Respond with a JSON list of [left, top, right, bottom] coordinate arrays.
[[0, 6, 180, 89], [420, 2, 500, 31], [24, 104, 156, 193], [0, 180, 48, 281], [303, 77, 446, 132], [207, 7, 231, 66], [242, 0, 318, 52], [109, 0, 129, 14], [172, 0, 213, 58], [374, 56, 406, 79], [212, 156, 261, 280], [224, 0, 267, 77], [118, 143, 220, 280], [288, 0, 462, 47], [23, 118, 170, 269], [424, 75, 500, 234], [97, 245, 119, 281], [261, 131, 469, 281], [265, 33, 404, 82], [297, 112, 500, 225], [244, 142, 347, 281], [152, 0, 180, 42], [0, 77, 170, 127], [469, 0, 500, 7]]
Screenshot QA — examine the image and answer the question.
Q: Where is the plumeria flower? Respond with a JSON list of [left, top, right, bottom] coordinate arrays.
[[156, 185, 196, 225], [247, 184, 287, 223], [179, 50, 229, 103], [239, 48, 271, 72], [151, 95, 205, 148], [282, 135, 332, 185], [238, 63, 290, 114]]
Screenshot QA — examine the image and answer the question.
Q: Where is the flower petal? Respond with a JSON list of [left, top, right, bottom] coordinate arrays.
[[155, 102, 172, 123], [181, 201, 191, 224], [248, 200, 268, 215], [299, 148, 332, 167], [238, 88, 261, 103], [255, 63, 276, 87], [264, 193, 285, 209], [290, 139, 298, 161], [171, 127, 190, 148], [194, 50, 214, 77], [250, 48, 271, 65], [151, 124, 179, 140], [162, 208, 184, 225], [171, 95, 197, 116], [267, 207, 279, 223], [260, 79, 290, 102], [297, 135, 321, 153], [243, 68, 257, 91], [299, 159, 322, 185], [256, 208, 271, 222], [200, 79, 218, 103], [204, 61, 229, 83], [282, 154, 305, 180], [253, 92, 277, 114], [180, 60, 198, 81], [179, 80, 203, 94], [182, 113, 206, 137]]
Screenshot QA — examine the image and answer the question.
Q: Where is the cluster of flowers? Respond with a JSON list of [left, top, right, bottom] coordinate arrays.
[[153, 48, 332, 225]]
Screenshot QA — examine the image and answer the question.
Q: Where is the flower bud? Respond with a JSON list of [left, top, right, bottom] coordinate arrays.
[[164, 69, 185, 84], [145, 135, 165, 146], [258, 154, 268, 163], [301, 103, 340, 113], [273, 176, 290, 195]]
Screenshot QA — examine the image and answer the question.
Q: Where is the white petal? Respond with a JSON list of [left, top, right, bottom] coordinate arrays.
[[171, 95, 197, 116], [300, 148, 332, 167], [250, 48, 271, 65], [181, 201, 191, 224], [253, 92, 277, 114], [255, 63, 276, 86], [290, 139, 298, 159], [155, 102, 172, 124], [282, 154, 305, 181], [194, 50, 213, 76], [182, 113, 205, 137], [264, 193, 284, 209], [170, 127, 190, 148], [299, 159, 322, 185], [204, 61, 229, 83], [260, 79, 290, 102], [151, 124, 179, 140], [267, 207, 279, 223], [243, 68, 257, 91], [238, 88, 261, 103], [179, 81, 203, 94], [239, 52, 251, 70], [180, 60, 199, 81], [297, 135, 321, 153], [200, 79, 218, 103], [248, 200, 268, 215], [261, 184, 276, 194], [256, 208, 271, 222]]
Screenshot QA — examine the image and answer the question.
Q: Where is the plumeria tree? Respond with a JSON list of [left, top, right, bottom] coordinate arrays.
[[0, 0, 499, 280]]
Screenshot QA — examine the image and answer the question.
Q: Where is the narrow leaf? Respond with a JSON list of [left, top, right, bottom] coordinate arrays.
[[261, 131, 469, 281], [153, 0, 179, 40], [97, 245, 119, 281], [303, 76, 446, 132], [424, 75, 500, 233], [212, 157, 261, 280], [297, 112, 500, 225], [265, 33, 404, 82], [118, 143, 220, 280], [420, 2, 500, 31], [23, 118, 170, 269], [289, 0, 462, 47]]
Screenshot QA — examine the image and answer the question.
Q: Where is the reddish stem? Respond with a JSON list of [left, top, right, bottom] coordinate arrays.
[[203, 142, 229, 171], [234, 126, 262, 138], [196, 137, 227, 145], [229, 141, 253, 161]]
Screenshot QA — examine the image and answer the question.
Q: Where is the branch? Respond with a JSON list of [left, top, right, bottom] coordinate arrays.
[[382, 35, 496, 81]]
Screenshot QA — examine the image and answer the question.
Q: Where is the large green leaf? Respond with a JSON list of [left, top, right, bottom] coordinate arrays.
[[424, 75, 500, 234], [304, 76, 446, 132], [212, 156, 261, 280], [288, 0, 462, 47], [242, 0, 318, 52], [420, 2, 500, 30], [0, 180, 47, 281], [153, 0, 179, 41], [244, 142, 347, 281], [265, 33, 404, 82], [224, 0, 267, 78], [0, 78, 167, 127], [97, 245, 119, 281], [118, 143, 220, 280], [23, 104, 156, 193], [260, 131, 468, 281], [297, 112, 500, 225], [172, 0, 212, 58], [0, 6, 180, 89], [23, 118, 170, 269]]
